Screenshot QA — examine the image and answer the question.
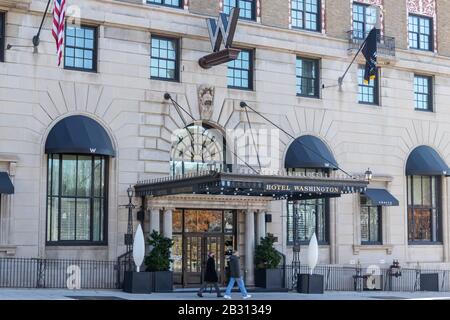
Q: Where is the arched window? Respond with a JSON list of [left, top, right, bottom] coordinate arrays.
[[285, 135, 338, 245], [45, 116, 114, 244], [170, 122, 226, 176], [406, 146, 449, 243]]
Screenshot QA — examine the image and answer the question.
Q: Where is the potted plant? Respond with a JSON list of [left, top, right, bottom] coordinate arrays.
[[144, 230, 174, 292], [254, 234, 283, 289]]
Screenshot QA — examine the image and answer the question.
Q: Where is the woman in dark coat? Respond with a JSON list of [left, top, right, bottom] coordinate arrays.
[[197, 252, 223, 297]]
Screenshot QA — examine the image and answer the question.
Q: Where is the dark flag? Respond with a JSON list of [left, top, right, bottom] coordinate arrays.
[[362, 28, 378, 84]]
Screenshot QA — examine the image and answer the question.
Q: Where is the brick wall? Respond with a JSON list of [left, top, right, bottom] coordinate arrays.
[[189, 0, 220, 16], [326, 0, 350, 39], [260, 0, 289, 29], [437, 0, 450, 57], [384, 0, 407, 50]]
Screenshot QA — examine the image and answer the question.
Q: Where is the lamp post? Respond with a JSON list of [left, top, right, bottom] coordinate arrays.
[[125, 185, 136, 254], [292, 201, 301, 288], [365, 168, 373, 183]]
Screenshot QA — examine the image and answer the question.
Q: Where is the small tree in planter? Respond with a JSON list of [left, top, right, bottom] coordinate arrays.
[[144, 231, 174, 292], [254, 234, 283, 289]]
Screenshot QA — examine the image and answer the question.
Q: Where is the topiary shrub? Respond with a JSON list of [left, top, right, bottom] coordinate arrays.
[[144, 230, 174, 272], [255, 234, 282, 270]]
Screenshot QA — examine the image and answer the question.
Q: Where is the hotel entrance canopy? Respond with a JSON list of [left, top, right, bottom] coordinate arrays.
[[135, 170, 368, 200]]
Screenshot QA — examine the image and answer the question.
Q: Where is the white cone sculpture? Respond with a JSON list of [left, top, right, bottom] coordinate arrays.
[[308, 232, 319, 275], [133, 224, 145, 272]]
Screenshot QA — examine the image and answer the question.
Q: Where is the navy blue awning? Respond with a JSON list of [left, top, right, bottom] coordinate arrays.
[[406, 146, 450, 176], [285, 135, 338, 170], [45, 115, 115, 157], [0, 172, 14, 194], [364, 188, 399, 206]]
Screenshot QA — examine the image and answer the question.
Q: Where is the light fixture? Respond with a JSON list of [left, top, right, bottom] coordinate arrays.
[[365, 168, 373, 182], [127, 185, 134, 199]]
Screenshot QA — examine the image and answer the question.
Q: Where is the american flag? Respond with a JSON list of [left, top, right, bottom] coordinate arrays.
[[52, 0, 66, 66]]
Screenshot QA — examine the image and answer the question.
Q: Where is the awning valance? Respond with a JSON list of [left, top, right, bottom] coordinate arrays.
[[45, 115, 115, 157], [363, 188, 399, 206], [0, 172, 14, 194], [285, 135, 338, 170], [406, 146, 450, 176]]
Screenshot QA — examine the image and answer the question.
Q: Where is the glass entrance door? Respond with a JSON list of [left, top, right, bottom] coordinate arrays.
[[172, 209, 237, 287], [183, 235, 223, 287]]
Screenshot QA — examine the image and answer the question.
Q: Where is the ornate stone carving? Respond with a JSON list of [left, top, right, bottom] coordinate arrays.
[[407, 0, 436, 17], [198, 85, 215, 120]]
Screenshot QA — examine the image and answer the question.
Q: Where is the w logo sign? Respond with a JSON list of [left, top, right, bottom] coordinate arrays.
[[90, 148, 97, 154], [207, 7, 240, 52]]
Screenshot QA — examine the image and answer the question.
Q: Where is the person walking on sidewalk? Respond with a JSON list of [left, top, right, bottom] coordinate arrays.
[[197, 252, 223, 298], [224, 251, 251, 300]]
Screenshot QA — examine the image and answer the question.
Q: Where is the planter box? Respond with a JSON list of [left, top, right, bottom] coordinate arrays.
[[420, 274, 439, 292], [152, 271, 173, 292], [297, 274, 324, 294], [123, 271, 152, 294], [254, 269, 284, 289]]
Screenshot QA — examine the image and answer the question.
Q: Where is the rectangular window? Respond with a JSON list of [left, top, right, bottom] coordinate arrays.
[[358, 66, 379, 105], [296, 57, 319, 98], [409, 15, 433, 51], [64, 25, 97, 72], [147, 0, 182, 8], [414, 75, 433, 112], [352, 2, 377, 39], [407, 175, 441, 243], [223, 0, 256, 21], [360, 196, 382, 244], [291, 0, 321, 32], [227, 49, 253, 90], [0, 12, 4, 63], [151, 36, 179, 81]]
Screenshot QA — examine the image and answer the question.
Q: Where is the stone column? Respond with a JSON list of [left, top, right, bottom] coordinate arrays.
[[245, 209, 255, 285], [163, 208, 173, 239], [149, 208, 160, 234], [256, 210, 266, 245]]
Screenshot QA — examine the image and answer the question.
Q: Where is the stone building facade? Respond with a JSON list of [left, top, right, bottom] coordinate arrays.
[[1, 0, 450, 287]]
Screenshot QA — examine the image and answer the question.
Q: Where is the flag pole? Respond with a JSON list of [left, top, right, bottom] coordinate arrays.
[[337, 35, 369, 88], [32, 0, 52, 49]]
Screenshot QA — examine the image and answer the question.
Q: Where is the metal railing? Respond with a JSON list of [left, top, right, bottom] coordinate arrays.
[[347, 31, 396, 57], [0, 257, 118, 289], [282, 265, 450, 292]]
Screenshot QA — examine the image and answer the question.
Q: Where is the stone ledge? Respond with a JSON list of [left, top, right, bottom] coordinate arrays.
[[353, 244, 393, 255], [0, 0, 31, 9], [0, 245, 17, 256]]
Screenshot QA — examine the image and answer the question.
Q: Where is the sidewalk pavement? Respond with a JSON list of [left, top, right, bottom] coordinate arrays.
[[1, 288, 450, 300]]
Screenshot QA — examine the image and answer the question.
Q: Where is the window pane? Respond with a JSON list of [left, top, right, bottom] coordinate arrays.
[[407, 175, 440, 242], [151, 37, 178, 80], [173, 209, 182, 233], [228, 49, 252, 89], [76, 198, 90, 240], [224, 210, 234, 233], [61, 155, 77, 196], [147, 0, 181, 8], [64, 26, 96, 71], [60, 198, 76, 240], [358, 66, 378, 104], [77, 156, 92, 197], [47, 154, 107, 243]]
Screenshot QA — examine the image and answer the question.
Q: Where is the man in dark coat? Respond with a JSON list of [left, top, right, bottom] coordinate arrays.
[[224, 251, 251, 299], [197, 252, 223, 297]]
